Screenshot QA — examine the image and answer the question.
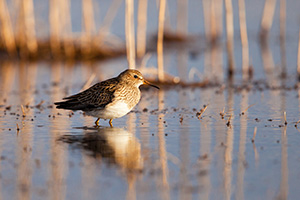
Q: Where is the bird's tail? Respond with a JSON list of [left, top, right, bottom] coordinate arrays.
[[54, 99, 85, 110]]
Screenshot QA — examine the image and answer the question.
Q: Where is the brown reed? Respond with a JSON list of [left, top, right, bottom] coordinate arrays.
[[61, 0, 75, 57], [82, 0, 96, 56], [16, 123, 20, 132], [210, 0, 223, 43], [238, 0, 249, 81], [49, 0, 61, 56], [280, 0, 287, 77], [196, 104, 209, 119], [297, 25, 300, 80], [225, 0, 235, 77], [176, 0, 188, 36], [19, 0, 38, 55], [137, 0, 148, 58], [0, 0, 16, 55], [203, 0, 223, 43], [284, 111, 287, 125], [260, 0, 276, 40], [21, 105, 26, 117], [98, 0, 123, 45], [157, 0, 166, 81], [251, 127, 257, 143], [125, 0, 136, 69], [226, 114, 232, 127], [202, 0, 211, 42]]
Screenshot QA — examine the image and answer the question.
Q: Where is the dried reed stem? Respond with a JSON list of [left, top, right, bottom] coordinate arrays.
[[240, 104, 255, 115], [202, 0, 211, 42], [49, 0, 61, 55], [82, 0, 95, 34], [125, 0, 136, 69], [220, 107, 225, 119], [214, 0, 223, 40], [35, 100, 44, 108], [225, 0, 235, 77], [295, 119, 300, 127], [203, 0, 223, 42], [238, 0, 249, 81], [157, 0, 166, 81], [137, 0, 148, 58], [61, 0, 75, 57], [16, 123, 20, 132], [210, 0, 217, 41], [226, 114, 232, 127], [251, 127, 257, 143], [260, 0, 276, 39], [297, 25, 300, 80], [260, 38, 275, 74], [21, 0, 38, 54], [176, 0, 188, 35], [99, 0, 123, 38], [280, 0, 287, 76], [210, 0, 222, 42], [0, 0, 16, 55], [196, 104, 209, 119], [21, 105, 26, 117], [284, 111, 287, 125], [82, 0, 96, 54]]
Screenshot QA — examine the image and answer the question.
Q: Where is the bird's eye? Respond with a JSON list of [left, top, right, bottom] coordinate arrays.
[[134, 75, 138, 78]]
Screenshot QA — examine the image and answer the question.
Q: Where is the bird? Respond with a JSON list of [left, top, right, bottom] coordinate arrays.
[[54, 69, 159, 127]]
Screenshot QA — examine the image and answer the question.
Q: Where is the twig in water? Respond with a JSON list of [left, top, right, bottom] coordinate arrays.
[[196, 104, 209, 119], [137, 0, 148, 58], [240, 103, 255, 115], [125, 0, 136, 69], [260, 0, 276, 40], [35, 100, 45, 109], [21, 105, 26, 117], [251, 127, 257, 143], [225, 0, 235, 77], [284, 111, 287, 125], [297, 24, 300, 80], [16, 123, 20, 133], [295, 119, 300, 127], [180, 116, 183, 124], [226, 114, 232, 127], [238, 0, 250, 81], [220, 107, 225, 119], [157, 0, 166, 82]]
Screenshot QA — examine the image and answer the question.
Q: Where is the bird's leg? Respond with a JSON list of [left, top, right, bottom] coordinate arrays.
[[95, 118, 100, 126], [109, 119, 113, 127]]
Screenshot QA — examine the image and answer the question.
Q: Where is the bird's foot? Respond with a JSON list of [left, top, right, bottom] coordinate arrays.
[[109, 119, 113, 127], [95, 118, 100, 127]]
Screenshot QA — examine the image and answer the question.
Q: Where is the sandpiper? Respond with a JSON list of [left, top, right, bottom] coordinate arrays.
[[54, 69, 159, 127]]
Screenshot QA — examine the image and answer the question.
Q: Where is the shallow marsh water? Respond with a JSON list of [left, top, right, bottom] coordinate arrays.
[[1, 0, 300, 199], [1, 62, 300, 200]]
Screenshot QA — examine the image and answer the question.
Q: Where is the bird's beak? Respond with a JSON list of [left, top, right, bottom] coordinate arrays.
[[143, 80, 160, 89]]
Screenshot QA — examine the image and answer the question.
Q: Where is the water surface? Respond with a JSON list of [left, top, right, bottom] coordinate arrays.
[[1, 63, 300, 199]]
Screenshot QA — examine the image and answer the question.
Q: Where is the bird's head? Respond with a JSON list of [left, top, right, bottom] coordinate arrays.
[[118, 69, 159, 89]]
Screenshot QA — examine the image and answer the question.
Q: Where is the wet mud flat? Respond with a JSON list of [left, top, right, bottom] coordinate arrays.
[[0, 77, 300, 199]]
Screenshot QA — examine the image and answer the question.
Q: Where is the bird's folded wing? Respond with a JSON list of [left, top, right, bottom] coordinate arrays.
[[57, 78, 118, 110]]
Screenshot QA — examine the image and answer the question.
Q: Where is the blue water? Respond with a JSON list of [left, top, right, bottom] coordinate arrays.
[[1, 0, 300, 199], [1, 63, 300, 199]]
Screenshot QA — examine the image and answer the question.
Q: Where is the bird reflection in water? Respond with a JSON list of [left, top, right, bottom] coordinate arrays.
[[59, 127, 143, 199], [60, 127, 143, 171]]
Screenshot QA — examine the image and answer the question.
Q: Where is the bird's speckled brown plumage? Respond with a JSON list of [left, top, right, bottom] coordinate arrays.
[[54, 69, 159, 127]]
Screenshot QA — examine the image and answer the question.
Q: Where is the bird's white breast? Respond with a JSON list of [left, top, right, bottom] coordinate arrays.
[[85, 101, 131, 119]]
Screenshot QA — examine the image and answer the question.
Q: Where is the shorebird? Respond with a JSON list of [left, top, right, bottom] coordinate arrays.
[[54, 69, 159, 127]]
